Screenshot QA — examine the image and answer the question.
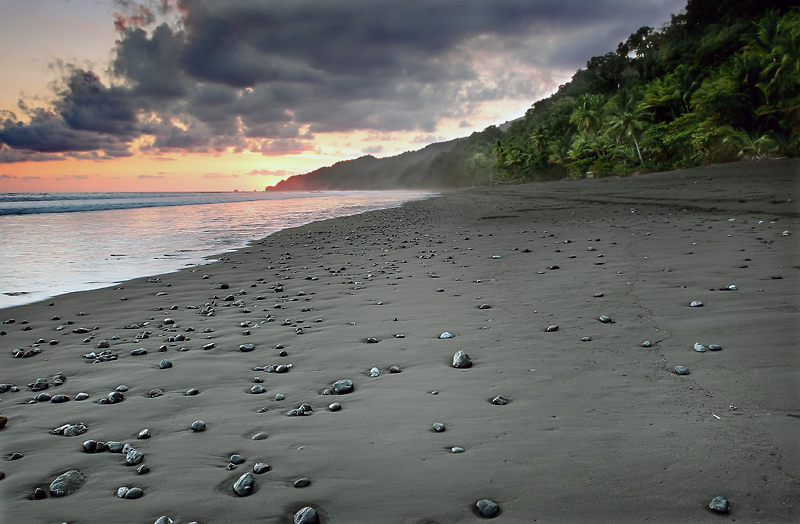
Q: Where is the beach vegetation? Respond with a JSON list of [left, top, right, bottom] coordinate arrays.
[[488, 1, 799, 182]]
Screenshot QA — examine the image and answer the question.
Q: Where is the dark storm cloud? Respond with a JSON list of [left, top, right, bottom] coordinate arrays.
[[3, 0, 686, 159]]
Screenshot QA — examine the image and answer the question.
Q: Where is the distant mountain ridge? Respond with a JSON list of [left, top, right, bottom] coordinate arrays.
[[266, 139, 463, 191]]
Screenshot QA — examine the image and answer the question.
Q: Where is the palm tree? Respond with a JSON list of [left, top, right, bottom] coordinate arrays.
[[605, 91, 649, 168], [569, 94, 605, 135]]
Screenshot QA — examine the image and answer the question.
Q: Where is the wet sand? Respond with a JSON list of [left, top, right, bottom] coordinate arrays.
[[1, 158, 798, 523]]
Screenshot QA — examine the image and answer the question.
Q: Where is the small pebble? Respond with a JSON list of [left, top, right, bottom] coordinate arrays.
[[185, 388, 199, 396], [581, 336, 592, 342], [190, 420, 206, 432], [476, 498, 500, 518], [252, 432, 269, 440], [439, 332, 454, 339], [709, 496, 729, 513], [253, 462, 270, 474], [293, 477, 311, 488], [693, 343, 706, 352], [545, 325, 559, 332], [136, 464, 149, 474], [598, 315, 612, 323], [452, 350, 472, 368], [451, 447, 465, 453], [294, 507, 319, 524], [690, 301, 704, 307], [388, 365, 401, 373], [675, 366, 690, 375], [642, 341, 652, 348], [159, 359, 172, 369], [369, 367, 380, 377], [233, 472, 254, 497], [138, 429, 151, 439], [332, 379, 354, 394], [328, 402, 341, 411], [432, 422, 445, 432], [708, 344, 722, 351], [491, 395, 509, 405]]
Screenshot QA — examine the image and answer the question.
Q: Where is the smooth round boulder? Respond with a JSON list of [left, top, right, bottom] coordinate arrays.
[[452, 350, 472, 368]]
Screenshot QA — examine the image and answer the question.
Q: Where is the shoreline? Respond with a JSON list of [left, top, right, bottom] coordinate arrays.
[[1, 159, 798, 523]]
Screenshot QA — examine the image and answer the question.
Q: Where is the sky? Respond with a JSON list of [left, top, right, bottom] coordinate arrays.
[[0, 0, 687, 192]]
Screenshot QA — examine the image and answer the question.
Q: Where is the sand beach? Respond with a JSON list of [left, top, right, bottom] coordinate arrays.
[[1, 159, 798, 523]]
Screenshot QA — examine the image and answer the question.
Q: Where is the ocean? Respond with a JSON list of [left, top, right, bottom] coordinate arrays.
[[0, 191, 435, 309]]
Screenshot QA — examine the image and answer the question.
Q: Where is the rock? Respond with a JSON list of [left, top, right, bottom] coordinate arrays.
[[138, 429, 151, 439], [708, 344, 722, 351], [642, 341, 652, 347], [117, 486, 129, 498], [149, 389, 164, 398], [186, 388, 200, 396], [0, 415, 8, 430], [53, 423, 87, 437], [476, 499, 500, 518], [97, 340, 110, 349], [33, 487, 47, 499], [545, 325, 559, 332], [709, 496, 729, 513], [332, 379, 354, 394], [233, 472, 254, 496], [253, 462, 270, 474], [137, 464, 150, 474], [439, 332, 454, 339], [581, 337, 592, 342], [432, 422, 446, 432], [126, 448, 144, 466], [239, 343, 255, 352], [49, 470, 86, 496], [690, 300, 704, 307], [75, 392, 90, 401], [191, 420, 206, 432], [451, 447, 465, 453], [125, 487, 144, 499], [491, 395, 509, 405], [388, 365, 401, 373], [598, 315, 613, 323], [230, 454, 245, 465], [252, 432, 269, 440], [293, 477, 311, 488], [366, 337, 379, 343], [294, 507, 319, 524], [154, 517, 173, 524], [675, 366, 690, 375], [275, 393, 285, 401], [103, 391, 125, 404], [369, 367, 380, 377], [250, 385, 266, 394], [479, 304, 492, 309], [131, 348, 148, 356], [107, 441, 123, 453], [159, 359, 172, 369], [452, 350, 472, 368]]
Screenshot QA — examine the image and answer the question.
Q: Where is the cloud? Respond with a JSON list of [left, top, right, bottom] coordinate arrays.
[[245, 168, 290, 177], [138, 174, 166, 179], [55, 174, 92, 180], [0, 145, 66, 163], [362, 145, 384, 155], [202, 172, 239, 178], [1, 0, 686, 159], [0, 173, 42, 180]]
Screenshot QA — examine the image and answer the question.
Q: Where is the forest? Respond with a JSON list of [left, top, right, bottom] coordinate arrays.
[[487, 0, 799, 183]]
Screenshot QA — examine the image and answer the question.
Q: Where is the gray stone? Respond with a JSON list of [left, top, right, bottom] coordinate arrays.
[[432, 422, 446, 432], [49, 470, 86, 496], [159, 359, 172, 369], [190, 420, 206, 432], [452, 350, 472, 368], [293, 477, 311, 488], [126, 448, 144, 466], [675, 366, 690, 375], [233, 472, 254, 496], [239, 343, 255, 352], [253, 462, 270, 474], [230, 454, 245, 465], [294, 507, 319, 524], [476, 498, 500, 518], [332, 379, 354, 394], [709, 496, 729, 513], [598, 315, 613, 323], [491, 395, 509, 405]]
